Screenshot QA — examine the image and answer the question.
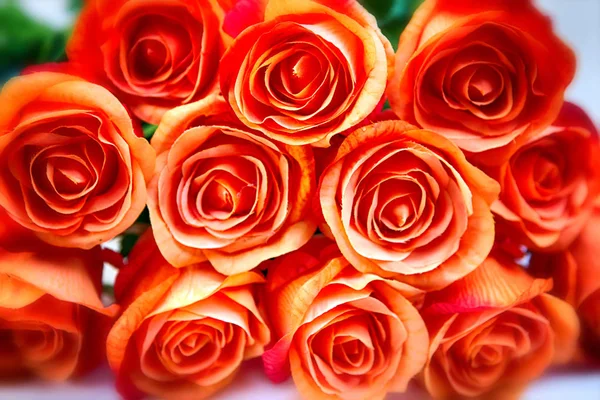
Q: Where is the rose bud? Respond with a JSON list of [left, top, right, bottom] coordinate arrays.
[[148, 95, 316, 274], [422, 252, 579, 399], [484, 102, 600, 251], [219, 0, 395, 147], [0, 72, 155, 249], [388, 0, 576, 164], [0, 209, 118, 380], [262, 236, 428, 400], [67, 0, 233, 124], [530, 203, 600, 357], [318, 120, 500, 291], [107, 230, 270, 400]]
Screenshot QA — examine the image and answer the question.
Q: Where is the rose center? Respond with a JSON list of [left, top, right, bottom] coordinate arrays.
[[124, 14, 193, 84], [179, 332, 211, 357], [152, 319, 245, 377], [534, 156, 562, 192], [132, 38, 169, 79], [381, 195, 417, 231], [333, 336, 367, 367], [197, 171, 256, 219], [514, 142, 566, 200], [467, 65, 502, 104], [13, 326, 64, 363], [471, 344, 505, 368], [283, 52, 321, 94], [47, 156, 92, 196], [203, 180, 235, 214]]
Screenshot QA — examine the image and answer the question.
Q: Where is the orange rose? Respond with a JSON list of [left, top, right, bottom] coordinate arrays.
[[219, 0, 394, 146], [0, 210, 117, 380], [67, 0, 232, 124], [422, 253, 579, 399], [388, 0, 576, 162], [485, 102, 600, 251], [262, 237, 428, 400], [0, 72, 155, 249], [318, 120, 499, 291], [107, 230, 270, 400], [530, 204, 600, 356], [148, 96, 316, 274]]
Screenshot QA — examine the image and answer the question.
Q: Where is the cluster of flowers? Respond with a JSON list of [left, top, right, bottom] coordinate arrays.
[[0, 0, 598, 399]]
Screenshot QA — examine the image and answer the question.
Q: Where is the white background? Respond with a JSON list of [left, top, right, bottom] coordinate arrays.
[[2, 0, 599, 399]]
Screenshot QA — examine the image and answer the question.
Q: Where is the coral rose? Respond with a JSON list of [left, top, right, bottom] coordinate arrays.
[[262, 237, 428, 400], [0, 72, 155, 249], [422, 252, 579, 399], [67, 0, 232, 124], [388, 0, 576, 162], [0, 210, 117, 380], [107, 230, 270, 400], [149, 96, 316, 274], [485, 102, 600, 251], [219, 0, 394, 146], [530, 203, 600, 356], [318, 120, 499, 291]]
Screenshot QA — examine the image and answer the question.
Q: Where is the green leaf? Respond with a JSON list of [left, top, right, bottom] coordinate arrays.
[[360, 0, 424, 49], [119, 233, 140, 258], [102, 284, 115, 298], [0, 67, 19, 85], [0, 0, 72, 83], [35, 30, 70, 65], [142, 123, 158, 140], [69, 0, 85, 12], [0, 2, 52, 67], [136, 207, 151, 225], [118, 207, 151, 257]]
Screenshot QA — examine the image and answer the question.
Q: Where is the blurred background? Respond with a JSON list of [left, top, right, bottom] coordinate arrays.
[[0, 0, 598, 399]]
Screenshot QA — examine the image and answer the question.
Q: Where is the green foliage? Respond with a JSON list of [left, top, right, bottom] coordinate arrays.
[[360, 0, 424, 49], [102, 283, 115, 297], [117, 207, 151, 257], [0, 0, 72, 82], [142, 123, 159, 140], [119, 233, 140, 258], [69, 0, 84, 12], [119, 207, 151, 257], [137, 207, 151, 225]]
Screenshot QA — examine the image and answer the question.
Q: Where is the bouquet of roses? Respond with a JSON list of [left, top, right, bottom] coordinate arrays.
[[1, 0, 598, 399]]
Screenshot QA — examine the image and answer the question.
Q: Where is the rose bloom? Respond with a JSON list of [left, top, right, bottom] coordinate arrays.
[[0, 210, 117, 380], [148, 95, 316, 274], [262, 237, 428, 400], [485, 102, 600, 251], [318, 120, 499, 291], [67, 0, 231, 124], [0, 72, 155, 249], [219, 0, 395, 146], [530, 203, 600, 356], [422, 252, 579, 399], [388, 0, 576, 162], [107, 230, 270, 400]]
